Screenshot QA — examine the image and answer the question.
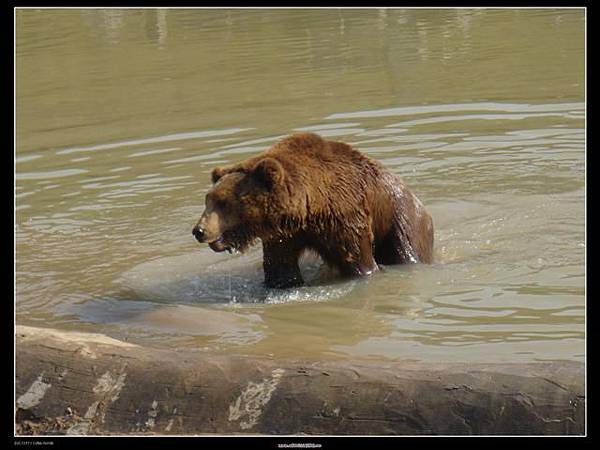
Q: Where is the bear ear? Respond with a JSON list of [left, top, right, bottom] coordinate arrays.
[[252, 158, 284, 189], [211, 167, 227, 184]]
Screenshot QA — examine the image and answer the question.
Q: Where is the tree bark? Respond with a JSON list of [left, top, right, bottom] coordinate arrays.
[[15, 325, 585, 435]]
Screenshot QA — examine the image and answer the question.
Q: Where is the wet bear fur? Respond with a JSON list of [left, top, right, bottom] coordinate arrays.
[[193, 133, 434, 288]]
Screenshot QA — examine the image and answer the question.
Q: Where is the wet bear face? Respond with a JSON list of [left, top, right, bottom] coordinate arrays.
[[192, 158, 285, 253]]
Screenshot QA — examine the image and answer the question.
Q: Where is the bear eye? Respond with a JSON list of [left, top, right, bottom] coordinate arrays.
[[215, 198, 228, 209]]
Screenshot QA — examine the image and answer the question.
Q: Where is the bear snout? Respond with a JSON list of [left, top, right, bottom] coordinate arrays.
[[192, 225, 206, 242]]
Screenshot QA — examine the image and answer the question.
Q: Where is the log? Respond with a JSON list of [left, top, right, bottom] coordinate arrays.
[[15, 325, 585, 435]]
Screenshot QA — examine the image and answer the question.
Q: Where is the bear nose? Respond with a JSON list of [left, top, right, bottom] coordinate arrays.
[[192, 226, 205, 242]]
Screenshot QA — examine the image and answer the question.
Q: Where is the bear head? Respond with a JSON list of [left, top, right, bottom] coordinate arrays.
[[192, 157, 288, 253]]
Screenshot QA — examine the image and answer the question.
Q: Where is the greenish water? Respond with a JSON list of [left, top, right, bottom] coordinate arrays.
[[16, 8, 585, 363]]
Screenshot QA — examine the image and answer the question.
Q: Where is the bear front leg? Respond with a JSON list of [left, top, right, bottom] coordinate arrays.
[[262, 237, 304, 288], [335, 234, 379, 278]]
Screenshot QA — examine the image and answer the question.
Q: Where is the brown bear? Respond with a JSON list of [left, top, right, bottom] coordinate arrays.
[[192, 133, 433, 288]]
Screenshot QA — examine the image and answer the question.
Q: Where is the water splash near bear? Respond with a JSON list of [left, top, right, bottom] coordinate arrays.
[[117, 248, 357, 305]]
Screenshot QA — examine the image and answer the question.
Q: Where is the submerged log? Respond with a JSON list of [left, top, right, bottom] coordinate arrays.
[[15, 325, 584, 435]]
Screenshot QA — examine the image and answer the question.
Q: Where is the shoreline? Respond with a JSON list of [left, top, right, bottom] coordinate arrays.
[[15, 325, 585, 436]]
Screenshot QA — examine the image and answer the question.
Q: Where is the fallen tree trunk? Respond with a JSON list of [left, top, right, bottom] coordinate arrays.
[[15, 325, 585, 435]]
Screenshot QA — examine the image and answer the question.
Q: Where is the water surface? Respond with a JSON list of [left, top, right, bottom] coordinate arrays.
[[16, 8, 585, 363]]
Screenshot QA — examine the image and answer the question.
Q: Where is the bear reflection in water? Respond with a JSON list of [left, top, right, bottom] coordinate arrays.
[[193, 133, 434, 289]]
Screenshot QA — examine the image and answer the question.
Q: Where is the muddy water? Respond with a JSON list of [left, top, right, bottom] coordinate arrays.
[[16, 9, 585, 363]]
